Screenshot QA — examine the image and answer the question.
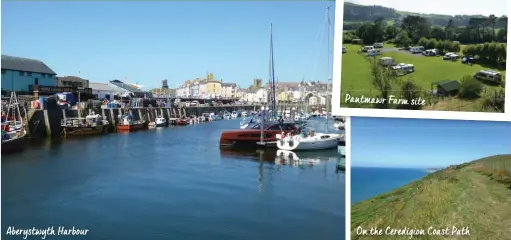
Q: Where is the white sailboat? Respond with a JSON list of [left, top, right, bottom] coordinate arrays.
[[276, 5, 342, 151]]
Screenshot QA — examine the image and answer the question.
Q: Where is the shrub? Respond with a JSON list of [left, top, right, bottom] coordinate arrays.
[[483, 89, 505, 112], [396, 78, 423, 110], [458, 75, 483, 99]]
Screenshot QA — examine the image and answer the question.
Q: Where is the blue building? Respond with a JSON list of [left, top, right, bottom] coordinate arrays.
[[1, 55, 57, 94]]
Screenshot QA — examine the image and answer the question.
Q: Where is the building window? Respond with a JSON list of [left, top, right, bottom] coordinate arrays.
[[27, 72, 32, 76], [19, 71, 25, 76]]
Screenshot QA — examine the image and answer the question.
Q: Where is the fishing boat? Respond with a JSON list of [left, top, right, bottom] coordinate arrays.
[[117, 113, 146, 132], [155, 116, 167, 127], [333, 120, 345, 130], [62, 111, 109, 136], [223, 112, 231, 120], [1, 92, 27, 154], [241, 111, 248, 117], [176, 116, 190, 126], [231, 111, 238, 119]]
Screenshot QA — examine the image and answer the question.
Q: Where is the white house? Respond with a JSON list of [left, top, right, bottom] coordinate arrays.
[[220, 83, 237, 99], [318, 96, 327, 105], [308, 96, 318, 106], [90, 82, 129, 101], [255, 88, 268, 103]]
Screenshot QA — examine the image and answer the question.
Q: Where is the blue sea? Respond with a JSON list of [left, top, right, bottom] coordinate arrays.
[[351, 167, 428, 204]]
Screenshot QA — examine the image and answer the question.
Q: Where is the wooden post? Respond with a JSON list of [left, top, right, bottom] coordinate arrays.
[[43, 110, 51, 136], [110, 108, 117, 131]]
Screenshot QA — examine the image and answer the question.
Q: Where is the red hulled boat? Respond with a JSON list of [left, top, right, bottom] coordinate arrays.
[[219, 121, 298, 148]]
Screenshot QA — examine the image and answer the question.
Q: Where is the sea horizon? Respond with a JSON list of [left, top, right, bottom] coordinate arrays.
[[351, 166, 429, 204]]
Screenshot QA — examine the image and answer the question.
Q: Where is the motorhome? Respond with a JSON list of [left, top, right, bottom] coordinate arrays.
[[423, 49, 437, 56], [374, 42, 384, 48], [474, 70, 503, 83], [443, 53, 460, 61], [410, 46, 423, 54], [379, 57, 395, 66], [362, 46, 374, 52]]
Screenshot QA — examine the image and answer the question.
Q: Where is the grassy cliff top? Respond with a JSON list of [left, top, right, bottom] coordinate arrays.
[[351, 154, 511, 240]]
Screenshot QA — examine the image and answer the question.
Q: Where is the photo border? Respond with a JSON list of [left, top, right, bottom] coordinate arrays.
[[331, 1, 511, 122], [344, 116, 352, 240]]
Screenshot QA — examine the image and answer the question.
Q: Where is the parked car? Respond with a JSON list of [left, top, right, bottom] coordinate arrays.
[[373, 42, 384, 48]]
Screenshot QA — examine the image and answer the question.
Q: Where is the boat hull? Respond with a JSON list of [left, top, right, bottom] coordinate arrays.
[[117, 123, 146, 132], [220, 129, 295, 148], [64, 125, 106, 135], [2, 131, 26, 154], [276, 133, 341, 151]]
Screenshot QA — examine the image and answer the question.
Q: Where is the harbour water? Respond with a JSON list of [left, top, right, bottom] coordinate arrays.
[[2, 118, 345, 240], [351, 167, 428, 204]]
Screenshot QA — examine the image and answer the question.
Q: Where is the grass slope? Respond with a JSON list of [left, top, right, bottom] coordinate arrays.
[[340, 44, 505, 111], [351, 154, 511, 240]]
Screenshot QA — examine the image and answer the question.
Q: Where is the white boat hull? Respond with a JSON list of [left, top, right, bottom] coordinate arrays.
[[276, 133, 342, 151]]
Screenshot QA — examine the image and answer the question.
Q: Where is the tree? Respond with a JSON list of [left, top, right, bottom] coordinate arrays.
[[483, 89, 505, 112], [445, 19, 454, 40], [401, 15, 431, 42], [395, 30, 412, 47], [385, 26, 399, 40], [367, 58, 395, 109], [458, 75, 483, 99], [417, 37, 429, 47], [396, 78, 423, 110], [489, 15, 498, 41]]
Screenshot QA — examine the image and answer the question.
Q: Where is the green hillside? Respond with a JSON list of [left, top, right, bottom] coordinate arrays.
[[343, 2, 507, 30], [351, 154, 511, 240]]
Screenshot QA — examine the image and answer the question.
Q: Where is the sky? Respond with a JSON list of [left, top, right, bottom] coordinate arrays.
[[346, 0, 508, 16], [351, 117, 511, 168], [1, 1, 334, 89]]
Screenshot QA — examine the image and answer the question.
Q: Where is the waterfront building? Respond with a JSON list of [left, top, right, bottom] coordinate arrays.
[[1, 55, 57, 94], [56, 76, 89, 88], [255, 88, 268, 103], [220, 83, 237, 99], [190, 79, 200, 98], [109, 80, 149, 98], [90, 82, 130, 101], [277, 91, 290, 102], [308, 96, 318, 106]]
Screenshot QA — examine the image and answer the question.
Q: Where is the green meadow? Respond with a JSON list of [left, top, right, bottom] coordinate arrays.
[[351, 154, 511, 240], [340, 44, 506, 111]]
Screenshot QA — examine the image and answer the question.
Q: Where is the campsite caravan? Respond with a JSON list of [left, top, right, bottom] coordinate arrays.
[[379, 57, 395, 66], [410, 46, 423, 54]]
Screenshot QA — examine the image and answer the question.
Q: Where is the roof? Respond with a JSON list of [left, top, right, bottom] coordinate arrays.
[[433, 80, 460, 92], [57, 76, 88, 82], [222, 83, 237, 87], [110, 80, 143, 93], [89, 82, 128, 92], [1, 55, 56, 75]]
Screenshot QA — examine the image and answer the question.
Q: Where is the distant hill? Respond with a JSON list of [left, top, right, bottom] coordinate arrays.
[[351, 154, 511, 240], [343, 2, 507, 29]]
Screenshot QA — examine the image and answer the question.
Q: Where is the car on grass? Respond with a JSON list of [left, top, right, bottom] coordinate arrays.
[[443, 52, 460, 61], [374, 42, 384, 48], [423, 49, 438, 56]]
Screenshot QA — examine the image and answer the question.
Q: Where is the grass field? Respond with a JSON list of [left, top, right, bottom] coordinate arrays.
[[351, 154, 511, 240], [340, 44, 506, 111]]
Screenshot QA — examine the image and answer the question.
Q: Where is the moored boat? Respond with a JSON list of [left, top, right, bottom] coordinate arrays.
[[176, 117, 190, 126], [276, 131, 342, 151], [155, 116, 167, 127], [1, 92, 27, 154], [117, 114, 146, 132], [63, 112, 109, 136], [220, 121, 298, 148]]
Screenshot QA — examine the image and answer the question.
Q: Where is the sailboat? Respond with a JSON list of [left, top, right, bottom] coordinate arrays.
[[219, 23, 299, 148], [276, 5, 343, 151], [1, 92, 27, 154]]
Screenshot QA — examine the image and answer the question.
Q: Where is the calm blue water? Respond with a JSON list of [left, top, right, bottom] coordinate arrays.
[[351, 167, 428, 204], [2, 119, 345, 240]]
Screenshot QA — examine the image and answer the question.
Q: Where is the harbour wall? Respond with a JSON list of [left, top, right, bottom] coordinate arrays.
[[27, 104, 261, 138]]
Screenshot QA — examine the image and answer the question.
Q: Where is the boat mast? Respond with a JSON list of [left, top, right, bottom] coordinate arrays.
[[325, 5, 331, 133], [269, 23, 277, 118]]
